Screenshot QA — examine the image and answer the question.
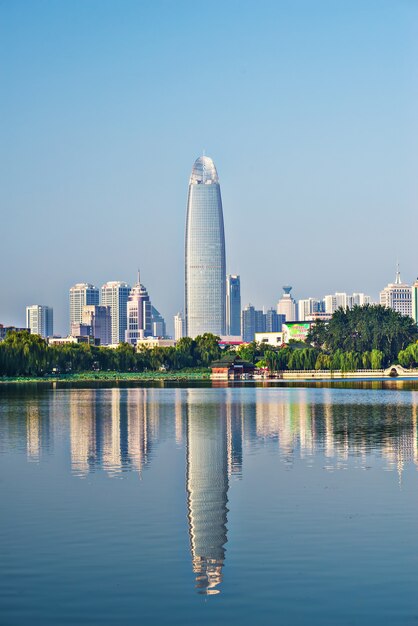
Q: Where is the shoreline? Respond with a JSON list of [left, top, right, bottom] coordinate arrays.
[[0, 370, 211, 385]]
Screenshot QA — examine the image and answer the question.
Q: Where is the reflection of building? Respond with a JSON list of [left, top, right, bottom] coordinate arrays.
[[70, 390, 96, 476], [102, 388, 122, 475], [126, 389, 150, 473], [225, 389, 243, 477], [186, 390, 229, 594], [26, 399, 52, 460], [185, 156, 226, 338]]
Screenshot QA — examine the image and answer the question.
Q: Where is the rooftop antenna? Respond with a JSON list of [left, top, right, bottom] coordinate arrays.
[[137, 268, 140, 285], [395, 260, 401, 285]]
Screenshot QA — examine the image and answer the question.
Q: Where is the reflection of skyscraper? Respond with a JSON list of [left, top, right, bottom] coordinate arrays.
[[126, 389, 150, 473], [102, 388, 122, 476], [185, 156, 226, 338], [26, 398, 52, 461], [186, 390, 229, 594], [225, 388, 243, 477], [70, 390, 96, 476]]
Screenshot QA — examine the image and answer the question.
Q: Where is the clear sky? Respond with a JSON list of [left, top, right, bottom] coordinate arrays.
[[1, 0, 417, 334]]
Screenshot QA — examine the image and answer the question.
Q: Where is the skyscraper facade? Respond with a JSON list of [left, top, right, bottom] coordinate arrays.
[[82, 305, 112, 346], [101, 281, 131, 345], [151, 306, 166, 338], [412, 280, 418, 324], [185, 156, 226, 339], [226, 275, 241, 336], [380, 267, 412, 317], [26, 305, 53, 338], [69, 283, 99, 330], [125, 274, 152, 345], [241, 304, 266, 342], [174, 313, 185, 341]]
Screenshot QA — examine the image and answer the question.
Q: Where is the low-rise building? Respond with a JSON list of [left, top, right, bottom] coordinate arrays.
[[254, 332, 284, 347], [136, 338, 176, 350], [48, 335, 93, 345], [0, 325, 30, 341], [210, 354, 254, 380]]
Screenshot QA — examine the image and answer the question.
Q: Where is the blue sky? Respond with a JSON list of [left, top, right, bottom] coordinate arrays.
[[1, 0, 417, 334]]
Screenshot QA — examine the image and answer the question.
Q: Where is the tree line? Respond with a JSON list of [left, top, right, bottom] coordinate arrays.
[[0, 332, 222, 377]]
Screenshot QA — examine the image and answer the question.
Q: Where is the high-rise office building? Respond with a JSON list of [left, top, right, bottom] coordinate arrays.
[[101, 281, 131, 345], [185, 156, 226, 338], [265, 308, 283, 332], [226, 275, 241, 336], [151, 306, 166, 338], [125, 274, 152, 345], [26, 305, 53, 338], [174, 313, 185, 341], [298, 298, 323, 321], [380, 266, 412, 318], [277, 286, 296, 321], [69, 283, 99, 330], [324, 292, 371, 315], [82, 305, 112, 346], [352, 293, 371, 307], [241, 304, 266, 342]]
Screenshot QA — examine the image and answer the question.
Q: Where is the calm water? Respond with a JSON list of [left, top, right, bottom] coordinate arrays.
[[1, 382, 418, 625]]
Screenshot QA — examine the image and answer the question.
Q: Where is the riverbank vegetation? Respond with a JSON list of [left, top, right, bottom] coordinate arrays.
[[1, 305, 418, 379], [0, 332, 221, 377]]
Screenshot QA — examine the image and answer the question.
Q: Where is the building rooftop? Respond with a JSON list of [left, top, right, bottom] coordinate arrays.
[[189, 156, 219, 185]]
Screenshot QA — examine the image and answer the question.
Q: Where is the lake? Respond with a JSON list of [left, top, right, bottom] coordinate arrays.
[[1, 382, 418, 625]]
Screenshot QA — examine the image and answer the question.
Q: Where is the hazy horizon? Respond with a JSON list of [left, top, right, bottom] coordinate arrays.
[[1, 1, 417, 335]]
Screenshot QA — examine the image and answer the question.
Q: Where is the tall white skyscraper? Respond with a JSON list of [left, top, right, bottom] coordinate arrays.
[[380, 266, 412, 317], [26, 305, 53, 338], [174, 313, 185, 341], [185, 156, 226, 338], [101, 281, 131, 345], [277, 286, 296, 322], [69, 283, 99, 330]]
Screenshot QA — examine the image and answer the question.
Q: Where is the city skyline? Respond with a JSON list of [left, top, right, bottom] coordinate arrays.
[[1, 2, 417, 335]]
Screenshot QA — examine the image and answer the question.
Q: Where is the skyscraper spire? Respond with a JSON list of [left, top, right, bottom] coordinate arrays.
[[137, 268, 141, 286], [395, 261, 401, 285]]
